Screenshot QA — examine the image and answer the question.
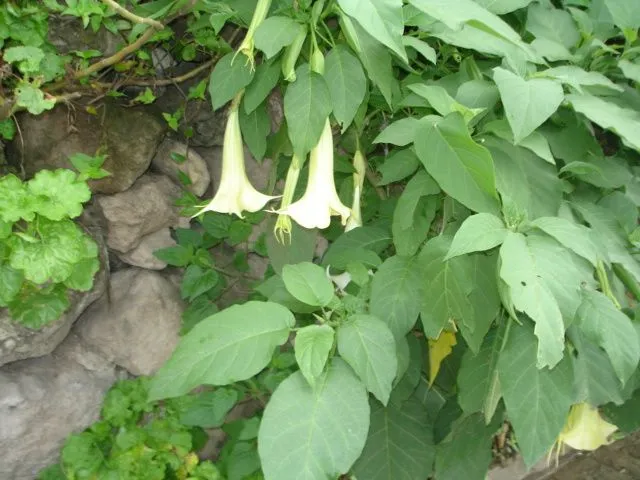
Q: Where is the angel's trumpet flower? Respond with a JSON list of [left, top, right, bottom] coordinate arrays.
[[234, 0, 272, 71], [193, 92, 277, 218], [345, 148, 366, 232], [277, 120, 350, 229], [273, 153, 303, 244]]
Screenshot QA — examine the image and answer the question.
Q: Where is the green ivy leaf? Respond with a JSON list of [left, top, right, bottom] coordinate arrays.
[[254, 16, 304, 59], [9, 284, 70, 329], [352, 396, 435, 480], [446, 213, 507, 260], [498, 323, 573, 468], [0, 264, 24, 307], [284, 65, 332, 158], [258, 359, 370, 480], [337, 314, 397, 405], [294, 324, 335, 387], [180, 265, 220, 302], [148, 302, 294, 401], [208, 52, 255, 111], [28, 169, 91, 221], [282, 262, 334, 307]]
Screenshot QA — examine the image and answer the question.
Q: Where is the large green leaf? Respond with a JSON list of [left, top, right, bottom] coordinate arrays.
[[499, 232, 565, 369], [377, 148, 420, 185], [244, 58, 281, 114], [498, 323, 573, 468], [0, 263, 24, 307], [566, 93, 640, 154], [352, 396, 435, 480], [474, 0, 534, 14], [258, 359, 370, 480], [337, 0, 406, 62], [575, 289, 640, 386], [294, 324, 335, 387], [414, 113, 499, 214], [324, 45, 367, 131], [254, 16, 304, 58], [284, 65, 332, 158], [337, 314, 397, 405], [418, 236, 474, 338], [445, 213, 507, 260], [322, 226, 392, 270], [374, 118, 421, 146], [282, 262, 335, 307], [208, 53, 254, 110], [239, 102, 270, 161], [603, 0, 640, 30], [266, 221, 317, 275], [538, 66, 623, 93], [370, 255, 424, 339], [148, 302, 294, 401], [493, 67, 564, 143], [525, 3, 580, 48], [529, 216, 599, 267], [483, 118, 555, 164]]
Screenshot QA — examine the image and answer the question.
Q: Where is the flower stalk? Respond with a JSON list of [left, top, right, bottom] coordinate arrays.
[[193, 91, 277, 218], [234, 0, 272, 71], [273, 154, 303, 244]]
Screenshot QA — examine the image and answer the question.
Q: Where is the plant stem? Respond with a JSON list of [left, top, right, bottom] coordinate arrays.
[[613, 263, 640, 302], [596, 260, 621, 309], [101, 0, 165, 29]]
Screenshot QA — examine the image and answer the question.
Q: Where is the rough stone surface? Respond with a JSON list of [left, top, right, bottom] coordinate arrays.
[[97, 173, 187, 253], [75, 268, 184, 376], [0, 334, 119, 480], [48, 17, 120, 57], [0, 231, 108, 367], [116, 228, 176, 270], [152, 138, 211, 196], [8, 102, 166, 194]]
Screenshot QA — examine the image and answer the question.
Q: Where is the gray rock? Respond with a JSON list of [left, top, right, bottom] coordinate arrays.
[[0, 334, 118, 480], [152, 138, 211, 196], [75, 268, 183, 376], [8, 102, 166, 194], [116, 228, 176, 270], [0, 231, 108, 367], [48, 16, 120, 57], [96, 173, 187, 253]]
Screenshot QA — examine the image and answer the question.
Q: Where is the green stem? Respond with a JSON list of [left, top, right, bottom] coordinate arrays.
[[597, 260, 621, 309], [613, 263, 640, 302]]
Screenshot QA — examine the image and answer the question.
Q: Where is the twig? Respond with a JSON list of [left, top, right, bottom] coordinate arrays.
[[101, 0, 165, 30], [123, 57, 216, 86]]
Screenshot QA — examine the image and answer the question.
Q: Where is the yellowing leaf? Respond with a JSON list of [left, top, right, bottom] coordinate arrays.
[[557, 403, 617, 452], [428, 330, 457, 385]]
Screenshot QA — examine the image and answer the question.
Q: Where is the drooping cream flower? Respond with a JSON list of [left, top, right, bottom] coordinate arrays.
[[345, 148, 366, 232], [193, 92, 277, 218], [273, 153, 303, 244], [233, 0, 272, 71], [277, 120, 350, 229]]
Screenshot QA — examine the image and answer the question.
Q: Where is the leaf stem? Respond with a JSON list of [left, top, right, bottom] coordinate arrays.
[[596, 260, 621, 309]]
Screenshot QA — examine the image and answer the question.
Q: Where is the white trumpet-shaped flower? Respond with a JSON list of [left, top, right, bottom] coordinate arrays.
[[345, 148, 367, 232], [273, 153, 303, 244], [193, 93, 277, 218], [277, 120, 350, 229], [234, 0, 271, 71]]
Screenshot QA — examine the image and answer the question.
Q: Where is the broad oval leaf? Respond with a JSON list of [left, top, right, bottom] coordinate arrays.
[[209, 52, 255, 110], [148, 302, 295, 401], [445, 213, 507, 260], [243, 57, 281, 114], [284, 65, 332, 157], [294, 324, 335, 387], [282, 262, 335, 307], [337, 314, 398, 404], [325, 45, 367, 131], [254, 16, 304, 59], [258, 359, 370, 480], [373, 117, 421, 146], [530, 216, 599, 266]]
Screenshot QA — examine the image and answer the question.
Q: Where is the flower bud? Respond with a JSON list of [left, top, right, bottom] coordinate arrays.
[[282, 25, 307, 82], [235, 0, 272, 71], [273, 153, 303, 244], [345, 148, 366, 232]]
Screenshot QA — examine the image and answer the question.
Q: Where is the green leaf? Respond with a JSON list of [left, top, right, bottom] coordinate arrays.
[[180, 265, 220, 302], [337, 0, 407, 62], [603, 0, 640, 30], [414, 113, 499, 214], [28, 169, 91, 221], [0, 264, 24, 307], [377, 148, 420, 186], [15, 84, 55, 115], [483, 118, 555, 164], [9, 284, 70, 329], [493, 67, 564, 143], [254, 16, 304, 59], [64, 257, 99, 292], [499, 232, 565, 369], [446, 213, 507, 260], [435, 413, 496, 480], [498, 323, 573, 468], [208, 52, 255, 111], [525, 3, 580, 48], [179, 388, 239, 428], [418, 236, 474, 338], [602, 389, 640, 434], [244, 58, 281, 114], [9, 218, 93, 284], [373, 117, 420, 146], [337, 314, 397, 404], [148, 302, 295, 401], [284, 65, 332, 158], [529, 217, 599, 267], [153, 244, 193, 267], [324, 45, 367, 132], [408, 84, 484, 124], [258, 359, 370, 480], [566, 93, 640, 154], [256, 275, 319, 314], [402, 36, 436, 64], [538, 66, 623, 93], [575, 290, 640, 386], [473, 0, 534, 14], [352, 396, 435, 480], [370, 255, 423, 339], [181, 296, 218, 335], [619, 59, 640, 84], [282, 262, 334, 307], [295, 324, 335, 387], [0, 174, 35, 223], [0, 118, 16, 141], [239, 102, 270, 162], [4, 46, 44, 73], [266, 221, 317, 275]]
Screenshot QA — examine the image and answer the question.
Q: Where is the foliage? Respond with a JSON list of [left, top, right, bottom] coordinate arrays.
[[0, 154, 104, 328]]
